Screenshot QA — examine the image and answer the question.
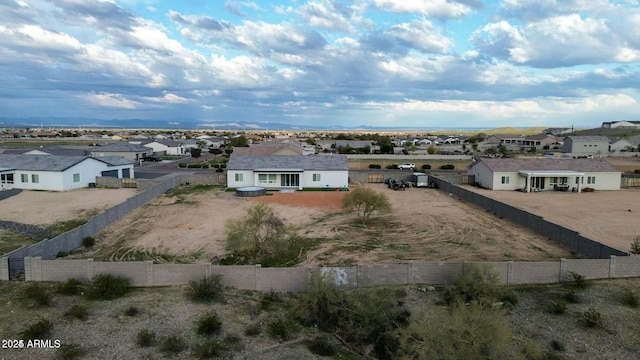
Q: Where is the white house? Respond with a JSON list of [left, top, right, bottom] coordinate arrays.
[[0, 155, 134, 191], [563, 136, 610, 157], [467, 158, 621, 193], [135, 139, 186, 155], [601, 121, 640, 129], [609, 137, 640, 154], [226, 155, 349, 190], [89, 143, 153, 161]]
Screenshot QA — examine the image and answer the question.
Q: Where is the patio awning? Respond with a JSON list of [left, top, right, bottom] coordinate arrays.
[[518, 170, 584, 177], [0, 167, 14, 173], [254, 168, 304, 173]]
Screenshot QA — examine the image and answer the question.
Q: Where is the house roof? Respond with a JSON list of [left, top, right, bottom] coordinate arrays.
[[565, 136, 609, 141], [91, 143, 151, 152], [141, 139, 184, 147], [1, 146, 90, 156], [227, 155, 349, 171], [472, 158, 620, 173], [94, 156, 134, 166], [0, 155, 94, 171]]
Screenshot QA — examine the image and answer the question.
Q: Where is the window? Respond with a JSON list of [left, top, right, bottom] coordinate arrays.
[[501, 176, 509, 184], [312, 173, 321, 182], [234, 173, 243, 182], [31, 174, 39, 183], [258, 174, 277, 184], [73, 173, 80, 183], [1, 174, 14, 184], [587, 176, 596, 184], [21, 174, 28, 183]]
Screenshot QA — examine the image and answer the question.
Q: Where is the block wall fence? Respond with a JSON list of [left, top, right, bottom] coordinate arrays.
[[1, 256, 639, 291]]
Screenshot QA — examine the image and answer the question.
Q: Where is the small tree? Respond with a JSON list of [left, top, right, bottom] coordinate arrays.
[[190, 148, 202, 158], [342, 187, 391, 224], [225, 203, 287, 257], [631, 235, 640, 255], [427, 146, 436, 154]]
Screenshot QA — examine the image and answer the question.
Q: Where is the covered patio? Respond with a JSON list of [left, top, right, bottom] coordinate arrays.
[[518, 170, 584, 193]]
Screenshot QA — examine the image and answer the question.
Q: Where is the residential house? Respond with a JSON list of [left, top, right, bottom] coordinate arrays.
[[467, 158, 621, 193], [563, 136, 610, 157], [226, 155, 349, 190], [136, 139, 186, 156], [0, 154, 134, 191], [334, 140, 373, 154], [233, 139, 313, 156], [520, 134, 559, 149], [601, 121, 640, 129], [2, 146, 90, 156], [198, 136, 227, 149], [89, 143, 153, 161], [609, 137, 640, 154]]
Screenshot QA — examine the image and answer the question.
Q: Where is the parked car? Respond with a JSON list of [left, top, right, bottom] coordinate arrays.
[[397, 163, 415, 170]]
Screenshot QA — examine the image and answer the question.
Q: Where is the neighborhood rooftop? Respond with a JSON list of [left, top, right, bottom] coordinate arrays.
[[227, 155, 349, 171], [473, 158, 620, 173], [0, 154, 131, 171]]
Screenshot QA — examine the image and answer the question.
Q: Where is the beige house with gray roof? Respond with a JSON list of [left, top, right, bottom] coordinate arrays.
[[468, 158, 621, 193]]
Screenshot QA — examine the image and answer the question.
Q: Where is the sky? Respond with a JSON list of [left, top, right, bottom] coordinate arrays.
[[1, 0, 640, 129]]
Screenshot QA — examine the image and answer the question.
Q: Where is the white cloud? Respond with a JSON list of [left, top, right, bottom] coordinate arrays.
[[373, 0, 472, 19], [83, 92, 139, 109]]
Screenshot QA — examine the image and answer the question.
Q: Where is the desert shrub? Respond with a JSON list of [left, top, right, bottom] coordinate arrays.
[[82, 236, 95, 247], [260, 291, 285, 311], [136, 329, 156, 347], [306, 335, 337, 357], [439, 164, 455, 169], [568, 272, 589, 290], [159, 334, 187, 355], [56, 278, 83, 296], [441, 264, 500, 306], [56, 251, 69, 258], [550, 339, 566, 352], [186, 275, 225, 303], [499, 289, 519, 307], [385, 164, 396, 169], [222, 334, 243, 351], [178, 162, 187, 168], [421, 164, 431, 170], [22, 283, 52, 308], [56, 343, 83, 360], [368, 164, 381, 169], [64, 305, 88, 321], [549, 300, 567, 315], [631, 235, 640, 255], [20, 319, 53, 340], [564, 291, 581, 304], [193, 339, 226, 359], [580, 307, 604, 328], [196, 313, 223, 336], [124, 305, 140, 316], [267, 316, 297, 341], [85, 274, 130, 300], [621, 289, 639, 308], [244, 323, 262, 336]]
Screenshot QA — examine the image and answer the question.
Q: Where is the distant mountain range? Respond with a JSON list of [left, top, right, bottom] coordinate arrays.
[[0, 117, 492, 131]]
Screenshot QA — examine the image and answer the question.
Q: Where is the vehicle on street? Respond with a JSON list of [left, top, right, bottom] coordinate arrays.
[[397, 163, 415, 170]]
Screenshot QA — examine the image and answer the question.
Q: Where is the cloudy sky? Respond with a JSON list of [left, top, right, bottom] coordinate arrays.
[[1, 0, 639, 129]]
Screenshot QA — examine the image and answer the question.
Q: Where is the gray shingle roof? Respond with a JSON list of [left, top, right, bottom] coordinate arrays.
[[565, 136, 609, 141], [227, 155, 348, 171], [94, 156, 134, 166], [473, 158, 620, 173], [90, 143, 151, 152], [0, 155, 91, 171]]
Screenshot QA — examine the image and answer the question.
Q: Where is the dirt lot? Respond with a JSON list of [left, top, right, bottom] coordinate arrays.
[[74, 184, 573, 264], [0, 188, 138, 226], [463, 186, 640, 253]]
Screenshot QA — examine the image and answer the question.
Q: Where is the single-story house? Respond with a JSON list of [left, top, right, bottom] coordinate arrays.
[[0, 154, 134, 191], [136, 139, 186, 156], [89, 143, 153, 161], [226, 155, 349, 190], [609, 137, 640, 153], [602, 120, 640, 129], [2, 146, 90, 156], [467, 158, 621, 193], [563, 136, 610, 157], [233, 139, 312, 156]]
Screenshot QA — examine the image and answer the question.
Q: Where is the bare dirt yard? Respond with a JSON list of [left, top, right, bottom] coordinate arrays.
[[463, 186, 640, 253], [75, 184, 573, 265]]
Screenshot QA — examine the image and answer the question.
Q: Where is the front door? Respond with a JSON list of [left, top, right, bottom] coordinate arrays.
[[532, 177, 545, 190]]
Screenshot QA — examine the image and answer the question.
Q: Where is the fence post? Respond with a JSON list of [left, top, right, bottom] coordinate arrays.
[[507, 261, 514, 285], [559, 258, 567, 282], [255, 264, 262, 292], [0, 257, 8, 281], [407, 261, 413, 285], [86, 258, 94, 280], [609, 256, 616, 278], [24, 257, 32, 281], [146, 261, 154, 286]]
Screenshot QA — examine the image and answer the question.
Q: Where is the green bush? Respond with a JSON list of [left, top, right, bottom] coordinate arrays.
[[186, 275, 225, 303], [136, 329, 156, 347], [581, 307, 604, 328], [82, 236, 95, 247], [568, 271, 589, 290], [196, 313, 223, 336], [550, 339, 566, 352], [22, 283, 52, 308], [64, 305, 88, 321], [564, 291, 581, 304], [193, 339, 226, 359], [188, 164, 202, 168], [306, 336, 337, 357], [441, 264, 500, 306], [260, 291, 285, 311], [20, 319, 53, 340], [56, 251, 69, 258], [439, 164, 455, 170], [85, 274, 130, 300], [368, 164, 381, 169], [385, 164, 396, 169], [621, 289, 639, 308], [56, 343, 83, 360], [56, 278, 83, 296], [421, 164, 431, 170], [549, 300, 567, 315], [267, 316, 296, 341], [178, 162, 187, 168], [160, 334, 187, 355]]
